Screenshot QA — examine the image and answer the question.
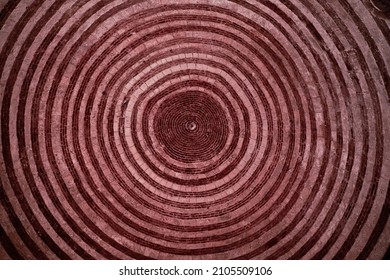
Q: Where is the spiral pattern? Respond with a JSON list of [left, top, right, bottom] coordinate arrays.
[[0, 0, 389, 260]]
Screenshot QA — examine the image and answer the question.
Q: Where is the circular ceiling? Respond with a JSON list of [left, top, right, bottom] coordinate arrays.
[[0, 0, 389, 259]]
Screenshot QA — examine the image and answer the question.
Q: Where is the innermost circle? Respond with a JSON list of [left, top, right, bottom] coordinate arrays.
[[187, 121, 197, 131], [153, 91, 229, 163]]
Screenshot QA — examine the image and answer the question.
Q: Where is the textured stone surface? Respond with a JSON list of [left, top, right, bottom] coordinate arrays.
[[0, 0, 389, 260]]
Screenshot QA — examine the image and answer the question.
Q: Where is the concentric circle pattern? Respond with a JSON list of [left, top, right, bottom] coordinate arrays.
[[0, 0, 389, 260], [153, 92, 229, 163]]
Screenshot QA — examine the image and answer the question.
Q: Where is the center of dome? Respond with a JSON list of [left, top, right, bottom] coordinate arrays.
[[186, 121, 197, 131], [153, 91, 229, 163]]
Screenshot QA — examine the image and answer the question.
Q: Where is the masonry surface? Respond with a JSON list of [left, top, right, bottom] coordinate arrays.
[[0, 0, 389, 260]]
